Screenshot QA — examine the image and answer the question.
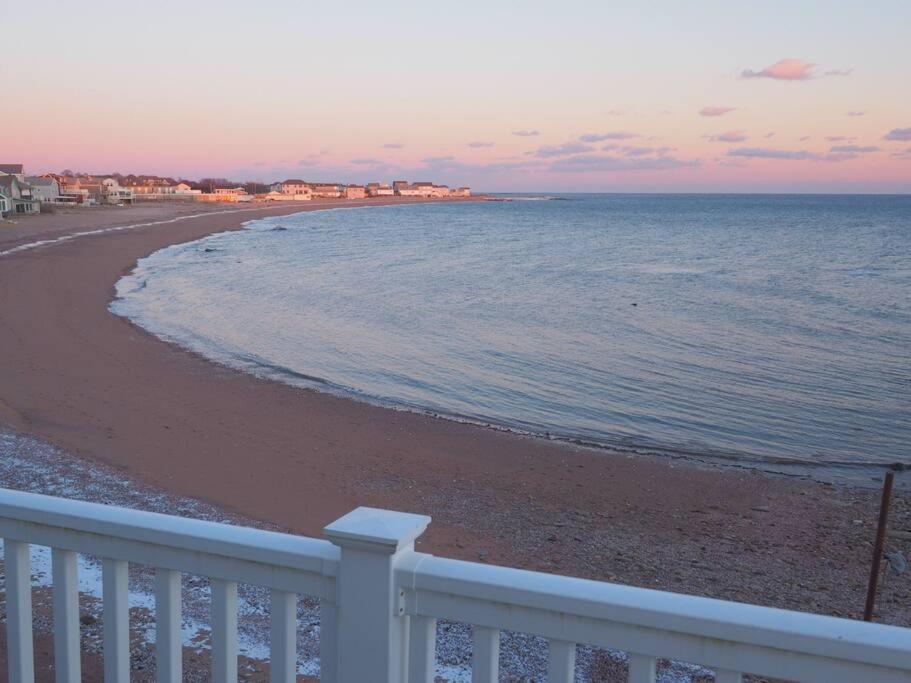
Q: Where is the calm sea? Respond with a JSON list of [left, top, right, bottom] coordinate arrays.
[[112, 195, 911, 481]]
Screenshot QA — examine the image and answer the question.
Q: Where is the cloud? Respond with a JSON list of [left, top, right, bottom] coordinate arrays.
[[511, 129, 540, 137], [706, 130, 748, 143], [421, 155, 456, 164], [578, 131, 640, 142], [349, 157, 384, 165], [825, 136, 856, 142], [548, 154, 698, 173], [891, 148, 911, 159], [383, 143, 404, 149], [727, 147, 858, 162], [830, 145, 880, 153], [825, 68, 853, 76], [846, 111, 866, 117], [534, 142, 596, 158], [699, 106, 736, 117], [884, 127, 911, 141], [799, 136, 811, 141], [619, 145, 674, 157], [467, 141, 495, 148], [741, 58, 816, 81], [764, 132, 776, 139]]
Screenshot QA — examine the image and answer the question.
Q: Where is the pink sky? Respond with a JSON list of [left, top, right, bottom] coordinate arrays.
[[4, 1, 909, 192]]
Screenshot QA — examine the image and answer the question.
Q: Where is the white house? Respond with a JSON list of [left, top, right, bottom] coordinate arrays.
[[25, 176, 61, 203]]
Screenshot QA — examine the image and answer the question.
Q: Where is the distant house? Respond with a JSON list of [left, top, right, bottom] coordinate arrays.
[[0, 164, 25, 179], [366, 183, 394, 197], [344, 185, 366, 199], [0, 174, 41, 214], [99, 178, 134, 204], [276, 179, 311, 197], [452, 187, 471, 197], [311, 184, 341, 199], [198, 187, 252, 202], [395, 185, 423, 197], [392, 180, 409, 191], [25, 176, 61, 203]]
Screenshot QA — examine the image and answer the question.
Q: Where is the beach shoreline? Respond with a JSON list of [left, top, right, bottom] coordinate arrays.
[[0, 199, 908, 629]]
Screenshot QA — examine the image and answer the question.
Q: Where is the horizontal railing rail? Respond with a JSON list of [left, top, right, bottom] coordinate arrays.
[[0, 488, 340, 683], [396, 554, 911, 683], [1, 487, 910, 683]]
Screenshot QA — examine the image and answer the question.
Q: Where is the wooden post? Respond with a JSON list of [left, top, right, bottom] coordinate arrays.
[[864, 470, 895, 621]]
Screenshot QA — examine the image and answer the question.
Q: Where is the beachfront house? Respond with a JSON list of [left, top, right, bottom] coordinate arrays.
[[99, 178, 134, 205], [394, 183, 424, 197], [344, 185, 366, 199], [276, 179, 311, 197], [0, 174, 41, 215], [366, 183, 394, 197], [198, 187, 253, 202], [25, 176, 61, 203], [311, 184, 342, 199], [452, 186, 471, 197]]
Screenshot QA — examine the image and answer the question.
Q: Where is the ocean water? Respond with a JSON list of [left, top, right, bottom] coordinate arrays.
[[112, 195, 911, 480]]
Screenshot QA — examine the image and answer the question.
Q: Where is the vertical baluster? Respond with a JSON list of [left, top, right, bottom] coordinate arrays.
[[212, 579, 238, 682], [547, 639, 576, 682], [103, 558, 130, 682], [408, 615, 437, 683], [5, 539, 35, 683], [472, 626, 499, 683], [155, 568, 182, 683], [52, 548, 81, 683], [270, 589, 296, 683], [628, 654, 656, 683], [715, 670, 743, 683], [319, 600, 338, 683]]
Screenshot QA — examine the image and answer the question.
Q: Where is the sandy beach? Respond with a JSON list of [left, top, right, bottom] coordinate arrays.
[[0, 197, 908, 637]]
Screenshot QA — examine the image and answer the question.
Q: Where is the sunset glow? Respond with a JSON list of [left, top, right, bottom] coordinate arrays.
[[4, 0, 910, 192]]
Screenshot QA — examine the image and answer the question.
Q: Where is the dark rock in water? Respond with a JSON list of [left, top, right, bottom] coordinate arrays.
[[630, 302, 638, 306], [271, 226, 288, 231], [203, 247, 217, 253]]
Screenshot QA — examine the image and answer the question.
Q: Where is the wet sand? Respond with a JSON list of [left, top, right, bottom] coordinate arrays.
[[0, 199, 908, 628]]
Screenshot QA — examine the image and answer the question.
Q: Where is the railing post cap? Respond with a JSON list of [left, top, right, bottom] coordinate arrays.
[[324, 506, 431, 554]]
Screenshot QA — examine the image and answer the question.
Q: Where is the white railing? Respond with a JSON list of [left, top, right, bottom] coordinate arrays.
[[1, 488, 909, 682]]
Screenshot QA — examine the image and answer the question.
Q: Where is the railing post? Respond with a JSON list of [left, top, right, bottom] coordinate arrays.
[[324, 507, 431, 683]]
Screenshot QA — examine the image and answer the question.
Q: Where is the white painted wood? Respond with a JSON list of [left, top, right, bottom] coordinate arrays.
[[323, 508, 429, 683], [52, 548, 81, 683], [408, 615, 437, 683], [547, 639, 575, 682], [714, 670, 743, 683], [212, 579, 238, 682], [472, 626, 499, 683], [628, 653, 656, 683], [4, 539, 35, 683], [102, 558, 130, 682], [270, 589, 297, 683], [155, 568, 182, 683], [320, 600, 339, 683], [3, 490, 911, 683]]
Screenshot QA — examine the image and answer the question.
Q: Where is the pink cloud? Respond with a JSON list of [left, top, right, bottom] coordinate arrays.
[[707, 130, 748, 143], [742, 59, 816, 81], [699, 106, 736, 117], [825, 68, 853, 77], [846, 111, 866, 117]]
